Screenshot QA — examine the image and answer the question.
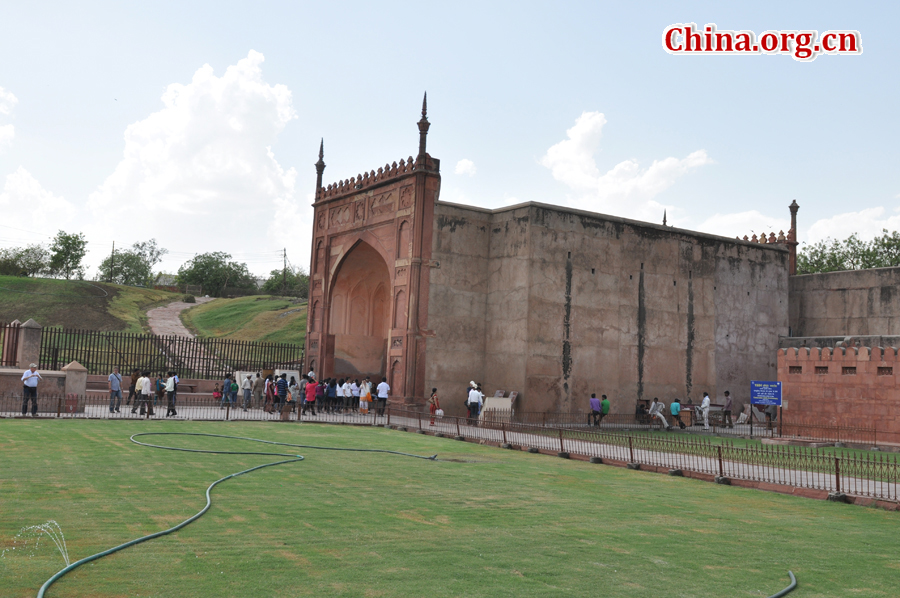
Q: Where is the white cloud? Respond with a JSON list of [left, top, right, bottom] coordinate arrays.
[[540, 111, 712, 222], [694, 210, 790, 240], [805, 206, 900, 244], [0, 87, 17, 116], [0, 124, 13, 148], [454, 158, 476, 176], [0, 167, 75, 224], [86, 50, 311, 274]]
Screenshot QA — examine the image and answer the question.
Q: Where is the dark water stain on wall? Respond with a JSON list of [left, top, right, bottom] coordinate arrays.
[[637, 269, 645, 401], [686, 278, 694, 400]]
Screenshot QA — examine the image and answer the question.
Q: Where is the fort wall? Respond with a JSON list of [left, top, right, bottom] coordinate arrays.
[[789, 267, 900, 337]]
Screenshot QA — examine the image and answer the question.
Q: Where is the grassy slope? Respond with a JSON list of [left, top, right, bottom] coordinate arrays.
[[181, 295, 307, 345], [2, 421, 899, 598], [0, 275, 182, 333]]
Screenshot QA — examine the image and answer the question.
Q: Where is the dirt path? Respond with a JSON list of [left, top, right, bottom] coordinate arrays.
[[147, 297, 215, 337]]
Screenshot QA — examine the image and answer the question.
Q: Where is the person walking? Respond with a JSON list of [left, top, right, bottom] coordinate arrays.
[[722, 390, 734, 428], [359, 377, 371, 415], [649, 398, 670, 431], [375, 377, 390, 416], [428, 388, 441, 425], [242, 374, 253, 411], [700, 392, 711, 431], [108, 366, 123, 414], [303, 376, 318, 415], [126, 368, 139, 406], [252, 372, 264, 408], [131, 372, 145, 414], [221, 374, 232, 409], [21, 363, 42, 416], [139, 371, 154, 416], [670, 397, 685, 429], [165, 371, 178, 417], [589, 393, 601, 426], [467, 383, 484, 425]]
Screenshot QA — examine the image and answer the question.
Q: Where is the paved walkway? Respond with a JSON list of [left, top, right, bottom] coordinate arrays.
[[147, 297, 214, 337]]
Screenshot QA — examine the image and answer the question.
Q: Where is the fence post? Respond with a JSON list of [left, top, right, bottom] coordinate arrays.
[[502, 425, 507, 445], [717, 445, 724, 477], [628, 435, 635, 463], [456, 416, 461, 438], [56, 396, 62, 418], [225, 403, 230, 421], [418, 411, 422, 430], [386, 408, 391, 427], [778, 406, 783, 437], [834, 456, 841, 493], [558, 428, 564, 453]]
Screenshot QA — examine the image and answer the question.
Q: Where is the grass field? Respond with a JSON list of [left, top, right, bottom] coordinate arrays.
[[0, 275, 182, 333], [2, 421, 899, 598], [181, 295, 306, 345]]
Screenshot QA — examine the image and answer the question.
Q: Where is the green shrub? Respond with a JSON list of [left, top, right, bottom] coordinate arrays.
[[183, 294, 196, 303]]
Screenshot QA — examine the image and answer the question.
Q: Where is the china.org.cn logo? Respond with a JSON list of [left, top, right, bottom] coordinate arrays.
[[663, 23, 862, 62]]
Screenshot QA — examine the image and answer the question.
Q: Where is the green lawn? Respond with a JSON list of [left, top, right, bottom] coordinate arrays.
[[0, 275, 182, 333], [181, 295, 306, 345], [1, 421, 898, 598]]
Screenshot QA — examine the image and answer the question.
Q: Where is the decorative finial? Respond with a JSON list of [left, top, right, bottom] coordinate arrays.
[[663, 210, 667, 226], [314, 138, 326, 200], [417, 92, 430, 161]]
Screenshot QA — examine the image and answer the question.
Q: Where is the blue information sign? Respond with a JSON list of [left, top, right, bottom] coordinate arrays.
[[750, 380, 782, 406]]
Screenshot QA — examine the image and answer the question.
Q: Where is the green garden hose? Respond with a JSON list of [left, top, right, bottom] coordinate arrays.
[[768, 571, 797, 597], [36, 432, 437, 598]]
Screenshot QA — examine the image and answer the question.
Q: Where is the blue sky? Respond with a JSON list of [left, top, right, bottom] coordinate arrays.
[[0, 2, 896, 276]]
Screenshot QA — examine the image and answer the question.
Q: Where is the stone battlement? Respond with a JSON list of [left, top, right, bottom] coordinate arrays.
[[778, 346, 900, 361], [318, 154, 439, 201]]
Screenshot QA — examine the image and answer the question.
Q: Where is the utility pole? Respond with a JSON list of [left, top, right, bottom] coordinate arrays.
[[282, 248, 287, 295], [109, 241, 115, 283]]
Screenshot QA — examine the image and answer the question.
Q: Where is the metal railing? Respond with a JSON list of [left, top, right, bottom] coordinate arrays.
[[38, 327, 304, 380], [1, 321, 21, 367]]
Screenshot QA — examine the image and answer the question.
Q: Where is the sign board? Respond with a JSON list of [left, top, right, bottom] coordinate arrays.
[[750, 380, 782, 406]]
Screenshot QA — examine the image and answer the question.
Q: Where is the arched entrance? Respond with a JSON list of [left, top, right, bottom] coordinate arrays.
[[327, 242, 391, 379]]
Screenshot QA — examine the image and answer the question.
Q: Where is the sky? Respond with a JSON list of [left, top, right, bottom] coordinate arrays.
[[0, 1, 897, 278]]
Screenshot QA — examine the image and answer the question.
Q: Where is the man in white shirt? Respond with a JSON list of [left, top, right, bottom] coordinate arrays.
[[467, 384, 484, 424], [350, 379, 360, 413], [139, 371, 155, 416], [242, 374, 253, 411], [699, 392, 711, 430], [21, 363, 42, 416], [131, 372, 145, 414], [375, 377, 390, 416], [341, 379, 353, 414], [649, 398, 670, 431]]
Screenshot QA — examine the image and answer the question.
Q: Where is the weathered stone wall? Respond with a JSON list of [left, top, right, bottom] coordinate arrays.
[[789, 267, 900, 337], [426, 202, 491, 415], [425, 201, 789, 416], [778, 346, 900, 442]]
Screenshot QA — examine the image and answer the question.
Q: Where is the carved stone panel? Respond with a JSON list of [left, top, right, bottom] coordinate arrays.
[[399, 185, 414, 209], [353, 200, 365, 223], [329, 204, 351, 228], [370, 192, 395, 216], [391, 336, 403, 348], [317, 212, 326, 230]]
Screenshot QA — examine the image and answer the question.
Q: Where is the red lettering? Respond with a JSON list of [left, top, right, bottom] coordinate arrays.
[[704, 25, 714, 52], [822, 33, 836, 52], [760, 32, 778, 52], [780, 32, 795, 52], [735, 33, 753, 52], [664, 27, 683, 52], [839, 32, 857, 52], [715, 32, 733, 52], [685, 24, 703, 51]]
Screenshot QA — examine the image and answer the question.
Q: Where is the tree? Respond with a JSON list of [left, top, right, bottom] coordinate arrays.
[[797, 229, 900, 274], [261, 265, 309, 298], [48, 231, 87, 280], [0, 244, 49, 276], [95, 239, 168, 286], [176, 252, 256, 297]]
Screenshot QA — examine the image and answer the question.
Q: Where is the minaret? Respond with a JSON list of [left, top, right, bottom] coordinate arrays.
[[417, 92, 430, 162], [788, 200, 800, 275], [314, 138, 325, 200], [663, 210, 667, 226]]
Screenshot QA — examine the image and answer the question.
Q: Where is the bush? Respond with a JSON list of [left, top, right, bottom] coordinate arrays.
[[183, 295, 196, 303]]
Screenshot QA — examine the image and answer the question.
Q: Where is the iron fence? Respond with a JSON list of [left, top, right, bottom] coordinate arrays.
[[1, 321, 21, 366], [388, 407, 900, 502], [38, 327, 304, 380]]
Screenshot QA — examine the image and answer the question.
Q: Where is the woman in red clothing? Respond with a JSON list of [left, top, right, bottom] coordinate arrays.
[[428, 388, 440, 425]]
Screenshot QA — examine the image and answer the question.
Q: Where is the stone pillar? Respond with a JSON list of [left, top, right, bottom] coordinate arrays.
[[62, 361, 88, 397], [16, 318, 42, 369]]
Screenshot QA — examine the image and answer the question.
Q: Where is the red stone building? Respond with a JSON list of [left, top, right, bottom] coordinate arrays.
[[306, 98, 796, 415]]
